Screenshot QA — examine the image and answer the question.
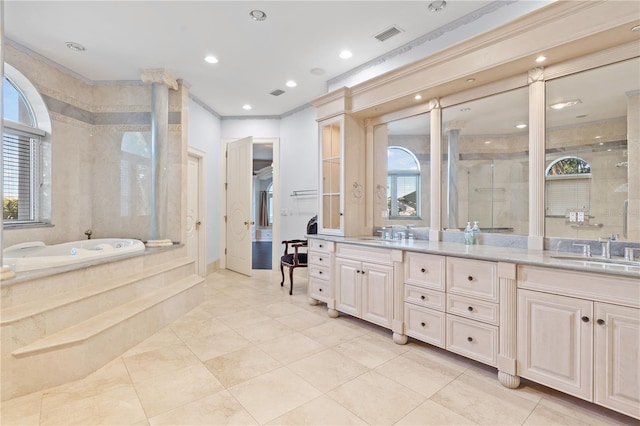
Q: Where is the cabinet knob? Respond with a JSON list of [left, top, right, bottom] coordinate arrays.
[[319, 258, 323, 261], [421, 268, 426, 273], [467, 306, 474, 312], [318, 271, 323, 275], [421, 322, 426, 327], [597, 319, 605, 326], [467, 276, 473, 282], [319, 288, 323, 292], [581, 316, 590, 323], [467, 337, 473, 342], [421, 295, 426, 300], [356, 270, 361, 274], [319, 245, 323, 248]]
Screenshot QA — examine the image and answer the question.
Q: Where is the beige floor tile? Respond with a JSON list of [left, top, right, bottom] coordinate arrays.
[[235, 318, 296, 344], [301, 321, 364, 347], [203, 346, 282, 387], [170, 316, 232, 341], [258, 332, 326, 364], [334, 334, 405, 369], [216, 309, 273, 329], [183, 329, 252, 361], [431, 370, 540, 425], [148, 389, 258, 425], [266, 395, 367, 425], [122, 343, 201, 384], [287, 348, 369, 393], [229, 367, 322, 424], [274, 310, 330, 332], [259, 301, 308, 318], [395, 399, 478, 425], [524, 394, 637, 425], [40, 385, 146, 426], [0, 391, 42, 426], [327, 370, 424, 426], [375, 350, 462, 397], [122, 326, 183, 357], [133, 363, 224, 418]]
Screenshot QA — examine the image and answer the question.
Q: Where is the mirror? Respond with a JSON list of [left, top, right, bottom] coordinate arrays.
[[373, 113, 431, 231], [545, 58, 639, 242], [441, 87, 529, 234]]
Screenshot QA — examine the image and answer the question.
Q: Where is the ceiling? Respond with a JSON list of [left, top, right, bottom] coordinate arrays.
[[3, 1, 551, 118]]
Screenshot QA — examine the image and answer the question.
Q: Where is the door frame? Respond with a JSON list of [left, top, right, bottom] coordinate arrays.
[[220, 137, 280, 272], [187, 147, 207, 277]]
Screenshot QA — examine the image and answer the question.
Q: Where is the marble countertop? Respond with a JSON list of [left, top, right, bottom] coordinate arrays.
[[308, 235, 640, 278]]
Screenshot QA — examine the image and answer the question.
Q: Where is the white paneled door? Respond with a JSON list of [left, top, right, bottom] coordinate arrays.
[[187, 150, 205, 276], [226, 137, 253, 276]]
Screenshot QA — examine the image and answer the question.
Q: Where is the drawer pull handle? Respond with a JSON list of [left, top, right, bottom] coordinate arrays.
[[467, 276, 473, 281], [318, 271, 323, 275], [421, 295, 426, 300], [421, 268, 426, 273], [319, 244, 323, 248], [319, 288, 323, 292], [467, 306, 474, 312], [581, 316, 590, 323], [319, 258, 323, 261], [597, 319, 605, 326], [421, 322, 426, 327], [467, 337, 473, 342]]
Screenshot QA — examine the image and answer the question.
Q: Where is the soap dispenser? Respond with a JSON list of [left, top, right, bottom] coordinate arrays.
[[471, 221, 480, 245], [464, 222, 473, 245]]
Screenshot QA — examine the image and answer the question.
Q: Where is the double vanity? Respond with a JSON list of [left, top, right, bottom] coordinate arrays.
[[307, 236, 640, 419]]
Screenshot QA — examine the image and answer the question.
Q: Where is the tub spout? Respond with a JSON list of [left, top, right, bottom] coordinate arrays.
[[84, 229, 93, 240]]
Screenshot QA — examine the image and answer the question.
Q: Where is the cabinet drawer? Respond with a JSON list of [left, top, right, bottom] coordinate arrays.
[[446, 294, 499, 325], [404, 252, 445, 291], [309, 252, 330, 268], [309, 277, 330, 302], [446, 315, 498, 367], [309, 239, 332, 253], [404, 304, 445, 348], [446, 257, 498, 302], [405, 285, 445, 311], [309, 265, 330, 281]]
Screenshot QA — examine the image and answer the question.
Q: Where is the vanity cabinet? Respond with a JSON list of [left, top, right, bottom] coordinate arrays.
[[517, 265, 640, 419], [317, 114, 365, 237], [308, 239, 334, 305], [334, 244, 397, 329]]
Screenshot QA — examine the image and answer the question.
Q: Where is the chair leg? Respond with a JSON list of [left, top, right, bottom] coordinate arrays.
[[289, 267, 294, 295], [280, 263, 284, 286]]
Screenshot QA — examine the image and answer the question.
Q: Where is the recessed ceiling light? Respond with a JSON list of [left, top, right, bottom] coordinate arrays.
[[204, 55, 218, 64], [607, 149, 612, 152], [285, 80, 297, 88], [466, 78, 476, 83], [65, 42, 86, 52], [536, 55, 547, 63], [549, 99, 581, 110], [599, 142, 604, 145], [484, 141, 492, 144], [414, 94, 422, 100], [515, 124, 527, 129], [428, 1, 447, 12], [339, 50, 353, 59], [249, 10, 267, 21], [595, 135, 602, 139], [242, 104, 252, 110]]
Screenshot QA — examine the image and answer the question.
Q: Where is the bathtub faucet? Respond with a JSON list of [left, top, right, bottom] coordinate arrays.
[[84, 229, 93, 240]]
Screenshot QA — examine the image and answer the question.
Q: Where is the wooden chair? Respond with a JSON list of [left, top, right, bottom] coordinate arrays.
[[280, 216, 317, 295]]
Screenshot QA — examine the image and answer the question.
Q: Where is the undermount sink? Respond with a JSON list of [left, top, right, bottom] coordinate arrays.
[[550, 254, 640, 267]]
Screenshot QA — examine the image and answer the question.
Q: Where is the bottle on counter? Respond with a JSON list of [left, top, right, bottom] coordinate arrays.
[[464, 222, 474, 245], [471, 221, 480, 244]]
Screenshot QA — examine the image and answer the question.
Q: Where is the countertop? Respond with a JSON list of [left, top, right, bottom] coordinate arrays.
[[307, 235, 640, 279]]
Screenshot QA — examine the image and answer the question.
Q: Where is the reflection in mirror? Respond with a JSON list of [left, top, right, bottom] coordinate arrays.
[[545, 58, 639, 242], [373, 113, 430, 233], [441, 87, 529, 235]]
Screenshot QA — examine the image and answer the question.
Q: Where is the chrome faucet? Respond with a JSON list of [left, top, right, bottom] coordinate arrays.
[[599, 237, 611, 259], [84, 229, 93, 240], [573, 243, 591, 257], [624, 247, 640, 262]]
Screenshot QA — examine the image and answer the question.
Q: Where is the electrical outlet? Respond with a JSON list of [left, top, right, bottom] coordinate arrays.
[[577, 211, 585, 222], [569, 211, 577, 222]]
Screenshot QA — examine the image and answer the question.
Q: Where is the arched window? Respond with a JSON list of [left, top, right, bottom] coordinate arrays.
[[2, 72, 50, 226], [545, 156, 592, 217], [387, 146, 420, 218]]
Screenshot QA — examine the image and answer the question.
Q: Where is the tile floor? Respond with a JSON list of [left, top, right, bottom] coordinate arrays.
[[1, 269, 637, 426]]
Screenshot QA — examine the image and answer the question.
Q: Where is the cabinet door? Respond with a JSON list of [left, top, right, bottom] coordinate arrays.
[[518, 289, 593, 401], [319, 119, 343, 235], [335, 257, 361, 317], [594, 303, 640, 418], [361, 262, 393, 329]]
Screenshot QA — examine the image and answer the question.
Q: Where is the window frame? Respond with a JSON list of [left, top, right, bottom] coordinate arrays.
[[387, 146, 421, 219]]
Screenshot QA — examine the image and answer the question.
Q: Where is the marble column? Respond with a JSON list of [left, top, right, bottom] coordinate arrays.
[[528, 67, 545, 250], [445, 121, 465, 230], [141, 69, 178, 246], [626, 90, 639, 241], [429, 99, 442, 241]]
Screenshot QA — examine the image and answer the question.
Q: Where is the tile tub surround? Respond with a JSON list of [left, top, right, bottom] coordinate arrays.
[[1, 269, 635, 425]]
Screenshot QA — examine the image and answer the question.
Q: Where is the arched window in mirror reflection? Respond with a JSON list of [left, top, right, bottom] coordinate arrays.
[[266, 182, 274, 225], [120, 132, 151, 217], [387, 146, 420, 218], [545, 156, 592, 217]]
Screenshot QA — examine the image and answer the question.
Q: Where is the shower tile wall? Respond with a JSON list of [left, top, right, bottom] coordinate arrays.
[[3, 44, 187, 247]]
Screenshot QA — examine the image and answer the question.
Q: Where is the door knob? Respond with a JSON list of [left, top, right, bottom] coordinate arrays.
[[195, 220, 201, 230], [244, 220, 254, 230]]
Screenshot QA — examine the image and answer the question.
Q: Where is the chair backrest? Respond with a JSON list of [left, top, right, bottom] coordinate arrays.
[[307, 215, 318, 235]]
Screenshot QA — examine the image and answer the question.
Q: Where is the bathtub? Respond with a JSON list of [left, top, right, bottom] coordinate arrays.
[[3, 239, 146, 273]]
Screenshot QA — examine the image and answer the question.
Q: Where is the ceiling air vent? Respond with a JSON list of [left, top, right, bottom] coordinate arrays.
[[374, 25, 403, 42], [270, 89, 285, 96]]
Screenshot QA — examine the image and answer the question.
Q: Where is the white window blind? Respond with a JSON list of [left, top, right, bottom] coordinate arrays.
[[2, 131, 40, 222], [545, 177, 591, 216]]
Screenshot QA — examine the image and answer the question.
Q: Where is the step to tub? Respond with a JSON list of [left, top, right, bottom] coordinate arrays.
[[1, 257, 195, 327], [12, 274, 204, 358]]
